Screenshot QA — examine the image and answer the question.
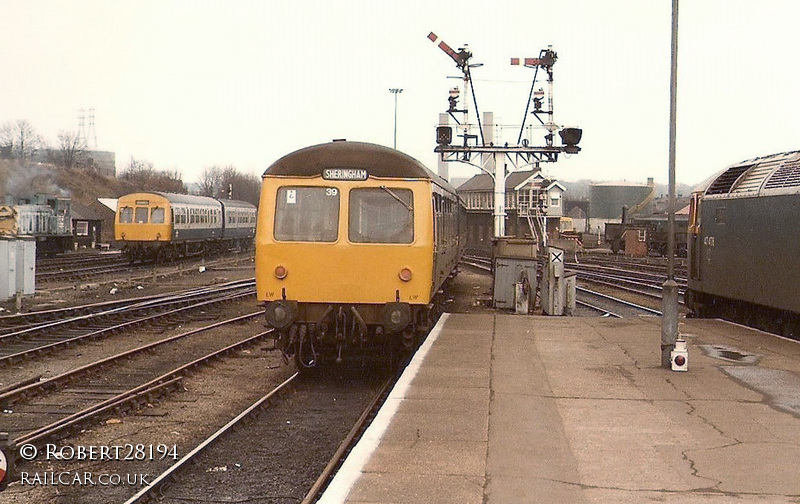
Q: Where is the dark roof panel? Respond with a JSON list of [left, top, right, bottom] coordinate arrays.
[[264, 141, 453, 190]]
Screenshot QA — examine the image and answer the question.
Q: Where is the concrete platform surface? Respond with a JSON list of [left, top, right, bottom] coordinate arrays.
[[319, 313, 800, 503]]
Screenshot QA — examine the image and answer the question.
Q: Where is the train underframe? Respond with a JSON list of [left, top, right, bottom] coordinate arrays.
[[685, 289, 800, 339], [265, 287, 451, 369], [123, 238, 253, 263]]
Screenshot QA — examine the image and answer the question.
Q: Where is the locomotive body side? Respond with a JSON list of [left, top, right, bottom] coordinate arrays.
[[687, 191, 800, 314], [0, 198, 74, 256], [686, 150, 800, 335]]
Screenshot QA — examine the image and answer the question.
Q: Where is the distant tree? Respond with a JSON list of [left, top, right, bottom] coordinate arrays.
[[120, 157, 186, 193], [56, 130, 87, 169], [218, 165, 260, 206], [198, 165, 223, 197], [120, 157, 156, 185], [156, 169, 186, 193], [0, 119, 44, 162]]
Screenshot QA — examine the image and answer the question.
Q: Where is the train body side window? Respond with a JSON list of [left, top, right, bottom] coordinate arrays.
[[151, 207, 165, 224], [274, 187, 339, 242], [349, 188, 414, 244], [119, 207, 133, 223], [135, 207, 149, 223]]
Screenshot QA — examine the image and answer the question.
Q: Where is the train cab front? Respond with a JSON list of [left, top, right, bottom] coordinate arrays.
[[257, 230, 433, 369], [256, 157, 441, 368]]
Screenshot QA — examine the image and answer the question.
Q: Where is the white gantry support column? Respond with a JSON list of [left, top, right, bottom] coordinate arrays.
[[483, 112, 506, 238], [438, 113, 450, 182]]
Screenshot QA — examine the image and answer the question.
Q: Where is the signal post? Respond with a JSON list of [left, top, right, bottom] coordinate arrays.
[[428, 33, 582, 313]]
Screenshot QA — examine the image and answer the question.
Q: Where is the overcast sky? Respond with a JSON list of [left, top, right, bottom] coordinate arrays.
[[2, 0, 799, 187]]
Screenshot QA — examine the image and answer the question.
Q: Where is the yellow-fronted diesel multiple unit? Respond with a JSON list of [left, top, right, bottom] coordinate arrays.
[[256, 141, 464, 367], [115, 192, 256, 263]]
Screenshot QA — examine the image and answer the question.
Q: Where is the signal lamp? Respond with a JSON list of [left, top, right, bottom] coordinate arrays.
[[436, 126, 452, 146], [399, 268, 413, 282], [559, 127, 583, 154], [670, 339, 688, 372], [274, 265, 288, 279]]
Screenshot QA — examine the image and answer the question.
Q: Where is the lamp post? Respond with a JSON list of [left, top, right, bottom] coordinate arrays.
[[661, 0, 680, 368], [389, 88, 403, 149]]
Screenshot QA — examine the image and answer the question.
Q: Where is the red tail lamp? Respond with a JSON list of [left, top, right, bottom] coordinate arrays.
[[274, 265, 288, 279]]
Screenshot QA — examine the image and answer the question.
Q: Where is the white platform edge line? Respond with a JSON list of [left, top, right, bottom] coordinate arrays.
[[316, 313, 450, 504]]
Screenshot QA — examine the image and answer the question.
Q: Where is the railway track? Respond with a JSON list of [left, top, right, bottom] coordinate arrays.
[[565, 262, 686, 306], [123, 370, 395, 504], [36, 251, 124, 271], [576, 287, 662, 318], [2, 310, 271, 461], [34, 249, 253, 284], [0, 279, 256, 365], [0, 265, 403, 503], [574, 254, 688, 279]]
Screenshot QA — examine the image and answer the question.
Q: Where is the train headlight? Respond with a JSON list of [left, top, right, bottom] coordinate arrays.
[[398, 268, 413, 282], [382, 302, 411, 332], [265, 300, 297, 330], [274, 265, 288, 279]]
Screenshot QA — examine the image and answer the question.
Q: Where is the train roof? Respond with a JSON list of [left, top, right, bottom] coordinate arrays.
[[263, 141, 457, 192], [702, 150, 800, 197], [118, 192, 253, 208], [219, 198, 256, 209], [119, 192, 220, 206]]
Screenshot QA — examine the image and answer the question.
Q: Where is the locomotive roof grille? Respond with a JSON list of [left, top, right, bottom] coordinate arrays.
[[704, 150, 800, 196], [764, 158, 800, 189], [705, 164, 752, 195]]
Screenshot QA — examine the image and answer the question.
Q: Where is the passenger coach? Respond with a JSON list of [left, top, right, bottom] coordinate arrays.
[[115, 192, 256, 263], [256, 140, 464, 367]]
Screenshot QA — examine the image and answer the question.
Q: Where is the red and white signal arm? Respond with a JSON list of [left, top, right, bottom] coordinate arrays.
[[0, 447, 7, 486]]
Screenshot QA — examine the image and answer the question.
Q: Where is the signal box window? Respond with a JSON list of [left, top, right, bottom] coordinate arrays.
[[349, 188, 414, 244], [151, 207, 165, 224], [274, 187, 339, 242], [119, 207, 133, 223], [135, 207, 149, 223], [76, 221, 89, 236]]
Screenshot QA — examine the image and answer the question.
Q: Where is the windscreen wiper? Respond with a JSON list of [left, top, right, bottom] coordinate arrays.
[[379, 185, 413, 211]]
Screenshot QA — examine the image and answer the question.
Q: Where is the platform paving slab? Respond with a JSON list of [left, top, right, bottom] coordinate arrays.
[[320, 314, 800, 503]]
